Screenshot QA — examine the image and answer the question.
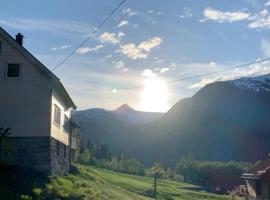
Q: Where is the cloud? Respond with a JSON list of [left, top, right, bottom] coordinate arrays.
[[76, 45, 103, 54], [261, 38, 270, 56], [266, 0, 270, 6], [202, 7, 250, 23], [189, 62, 270, 89], [122, 8, 138, 17], [50, 44, 71, 51], [120, 37, 162, 59], [179, 7, 193, 18], [157, 62, 177, 74], [248, 16, 270, 29], [260, 9, 268, 17], [99, 32, 125, 45], [60, 45, 71, 50], [114, 60, 125, 69], [105, 54, 113, 58], [160, 67, 169, 73], [118, 20, 129, 28], [0, 18, 93, 35], [141, 69, 157, 77]]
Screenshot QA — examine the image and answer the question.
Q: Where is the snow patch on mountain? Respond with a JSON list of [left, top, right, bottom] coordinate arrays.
[[231, 74, 270, 93]]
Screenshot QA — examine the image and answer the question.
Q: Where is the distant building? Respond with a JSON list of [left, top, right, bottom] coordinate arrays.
[[0, 27, 79, 176], [242, 157, 270, 200]]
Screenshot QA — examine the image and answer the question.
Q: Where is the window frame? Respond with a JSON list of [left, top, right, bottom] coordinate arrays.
[[53, 104, 61, 127], [5, 63, 22, 79], [63, 115, 70, 133]]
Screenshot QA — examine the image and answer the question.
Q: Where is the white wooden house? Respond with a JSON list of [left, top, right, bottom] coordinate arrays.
[[0, 27, 79, 175]]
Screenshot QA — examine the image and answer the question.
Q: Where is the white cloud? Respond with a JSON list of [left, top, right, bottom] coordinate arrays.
[[122, 68, 129, 72], [114, 60, 125, 69], [50, 44, 71, 51], [60, 45, 71, 50], [118, 20, 129, 28], [189, 62, 270, 89], [160, 67, 169, 73], [248, 16, 270, 29], [99, 32, 125, 45], [202, 7, 250, 23], [148, 10, 154, 14], [120, 37, 162, 60], [122, 8, 138, 17], [266, 0, 270, 7], [141, 69, 157, 77], [76, 45, 103, 54], [260, 9, 268, 17], [261, 38, 270, 56], [50, 47, 58, 51], [105, 54, 113, 58], [0, 18, 93, 35], [179, 7, 193, 18]]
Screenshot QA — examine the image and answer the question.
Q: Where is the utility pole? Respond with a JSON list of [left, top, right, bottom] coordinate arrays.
[[154, 172, 159, 199], [0, 127, 11, 164]]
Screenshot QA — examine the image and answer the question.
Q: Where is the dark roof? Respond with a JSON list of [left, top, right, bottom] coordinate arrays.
[[242, 157, 270, 180], [0, 27, 76, 109]]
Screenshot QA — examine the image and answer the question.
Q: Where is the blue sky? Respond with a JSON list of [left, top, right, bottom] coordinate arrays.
[[1, 0, 270, 112]]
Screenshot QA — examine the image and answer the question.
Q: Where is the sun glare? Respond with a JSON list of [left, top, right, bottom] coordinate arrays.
[[139, 78, 169, 113]]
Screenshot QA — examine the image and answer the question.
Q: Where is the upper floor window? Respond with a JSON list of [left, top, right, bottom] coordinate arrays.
[[6, 64, 21, 78], [53, 104, 61, 126], [63, 115, 70, 133]]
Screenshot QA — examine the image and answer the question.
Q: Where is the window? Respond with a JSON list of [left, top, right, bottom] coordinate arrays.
[[53, 104, 61, 126], [0, 40, 2, 54], [63, 115, 70, 133], [6, 64, 21, 78]]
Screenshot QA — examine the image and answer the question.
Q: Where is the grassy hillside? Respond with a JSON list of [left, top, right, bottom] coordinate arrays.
[[0, 164, 241, 200]]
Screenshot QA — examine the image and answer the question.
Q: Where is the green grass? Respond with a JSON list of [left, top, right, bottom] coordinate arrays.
[[0, 164, 243, 200], [41, 164, 238, 200]]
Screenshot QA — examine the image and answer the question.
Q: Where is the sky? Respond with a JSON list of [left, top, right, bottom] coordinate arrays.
[[1, 0, 270, 112]]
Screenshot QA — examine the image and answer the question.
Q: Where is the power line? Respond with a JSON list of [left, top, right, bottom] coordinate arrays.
[[71, 57, 270, 93], [51, 0, 127, 71]]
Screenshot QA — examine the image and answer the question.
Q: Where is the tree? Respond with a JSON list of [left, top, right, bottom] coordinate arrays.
[[78, 148, 91, 163]]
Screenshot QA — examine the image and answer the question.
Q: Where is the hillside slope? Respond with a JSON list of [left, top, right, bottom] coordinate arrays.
[[0, 164, 233, 200], [73, 74, 270, 166]]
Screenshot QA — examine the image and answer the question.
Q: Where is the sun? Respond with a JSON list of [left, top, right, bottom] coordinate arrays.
[[139, 78, 169, 113]]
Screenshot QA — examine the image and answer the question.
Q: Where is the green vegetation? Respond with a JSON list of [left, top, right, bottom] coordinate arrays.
[[175, 155, 252, 188], [0, 164, 243, 200]]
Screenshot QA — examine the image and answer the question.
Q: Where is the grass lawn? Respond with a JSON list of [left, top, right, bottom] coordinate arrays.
[[0, 164, 243, 200]]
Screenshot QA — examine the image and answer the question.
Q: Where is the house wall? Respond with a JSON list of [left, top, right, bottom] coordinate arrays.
[[0, 31, 76, 176], [245, 179, 257, 198], [1, 137, 51, 174], [50, 91, 71, 145], [0, 34, 51, 137]]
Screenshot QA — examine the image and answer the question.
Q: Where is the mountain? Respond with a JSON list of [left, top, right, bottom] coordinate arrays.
[[137, 74, 270, 165], [73, 74, 270, 167], [72, 104, 163, 154]]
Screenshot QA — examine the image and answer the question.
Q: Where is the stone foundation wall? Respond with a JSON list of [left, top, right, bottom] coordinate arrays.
[[1, 137, 51, 175], [50, 137, 70, 176]]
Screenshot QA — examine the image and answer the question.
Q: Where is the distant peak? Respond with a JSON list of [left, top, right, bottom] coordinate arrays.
[[115, 104, 135, 113]]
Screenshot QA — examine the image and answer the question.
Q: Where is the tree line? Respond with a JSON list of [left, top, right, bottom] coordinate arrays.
[[78, 140, 252, 189]]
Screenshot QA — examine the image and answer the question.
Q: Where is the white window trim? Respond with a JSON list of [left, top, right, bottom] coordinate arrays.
[[53, 104, 62, 127], [5, 62, 23, 80]]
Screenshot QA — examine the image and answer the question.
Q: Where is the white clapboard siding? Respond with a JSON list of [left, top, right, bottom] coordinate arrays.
[[50, 91, 71, 145], [0, 35, 52, 137]]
